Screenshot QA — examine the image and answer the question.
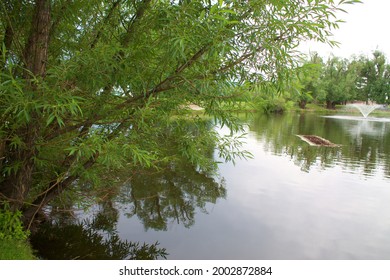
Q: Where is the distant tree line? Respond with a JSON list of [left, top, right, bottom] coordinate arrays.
[[296, 50, 390, 109], [251, 50, 390, 112]]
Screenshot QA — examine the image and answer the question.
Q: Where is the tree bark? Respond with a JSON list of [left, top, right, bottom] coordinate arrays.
[[299, 100, 307, 109], [23, 0, 51, 78], [326, 100, 335, 109], [0, 0, 51, 211]]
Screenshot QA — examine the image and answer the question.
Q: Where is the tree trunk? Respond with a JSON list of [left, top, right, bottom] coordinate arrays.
[[24, 0, 51, 78], [0, 129, 37, 210], [298, 100, 307, 109], [0, 0, 50, 211], [326, 100, 335, 109]]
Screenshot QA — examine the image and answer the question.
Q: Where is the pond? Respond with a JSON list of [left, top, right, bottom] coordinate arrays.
[[31, 112, 390, 259]]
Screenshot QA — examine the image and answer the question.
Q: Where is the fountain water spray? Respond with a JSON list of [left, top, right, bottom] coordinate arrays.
[[323, 103, 390, 123], [348, 104, 383, 118]]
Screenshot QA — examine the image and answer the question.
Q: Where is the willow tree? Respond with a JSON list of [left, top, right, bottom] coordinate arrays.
[[0, 0, 359, 227]]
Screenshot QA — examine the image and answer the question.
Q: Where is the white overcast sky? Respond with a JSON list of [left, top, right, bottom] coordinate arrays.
[[299, 0, 390, 60]]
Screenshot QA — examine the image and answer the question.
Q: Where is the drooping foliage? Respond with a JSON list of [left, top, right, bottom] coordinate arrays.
[[0, 0, 359, 226]]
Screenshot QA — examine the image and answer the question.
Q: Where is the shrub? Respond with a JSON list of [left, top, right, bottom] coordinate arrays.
[[258, 96, 287, 114], [0, 205, 29, 241]]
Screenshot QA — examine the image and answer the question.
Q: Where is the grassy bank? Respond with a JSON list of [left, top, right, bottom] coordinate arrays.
[[0, 206, 36, 260], [0, 239, 35, 260], [234, 101, 390, 117]]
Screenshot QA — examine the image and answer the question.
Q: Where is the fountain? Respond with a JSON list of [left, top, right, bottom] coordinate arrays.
[[300, 103, 389, 146], [348, 104, 383, 118], [297, 103, 390, 147], [323, 103, 390, 123]]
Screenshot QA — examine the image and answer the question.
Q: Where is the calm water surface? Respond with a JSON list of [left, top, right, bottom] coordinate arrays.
[[114, 112, 390, 259], [33, 112, 390, 259]]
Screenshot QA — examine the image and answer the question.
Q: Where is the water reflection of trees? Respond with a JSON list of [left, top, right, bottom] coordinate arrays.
[[31, 118, 227, 258], [246, 112, 390, 178], [36, 174, 221, 260], [104, 119, 228, 231], [30, 216, 168, 260], [117, 160, 226, 231]]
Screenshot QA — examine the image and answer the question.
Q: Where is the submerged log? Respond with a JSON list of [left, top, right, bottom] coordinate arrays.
[[296, 135, 340, 147]]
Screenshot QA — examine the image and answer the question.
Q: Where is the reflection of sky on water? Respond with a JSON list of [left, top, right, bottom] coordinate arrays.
[[117, 122, 390, 259]]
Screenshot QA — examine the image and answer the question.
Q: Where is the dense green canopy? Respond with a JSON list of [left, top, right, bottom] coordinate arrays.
[[0, 0, 359, 226], [290, 50, 390, 109]]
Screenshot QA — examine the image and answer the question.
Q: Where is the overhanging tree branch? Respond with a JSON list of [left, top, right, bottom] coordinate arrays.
[[90, 0, 122, 48]]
